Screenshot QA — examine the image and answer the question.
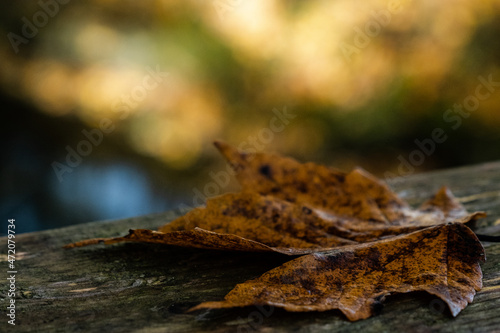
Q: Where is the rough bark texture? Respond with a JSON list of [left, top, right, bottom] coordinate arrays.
[[1, 161, 500, 333]]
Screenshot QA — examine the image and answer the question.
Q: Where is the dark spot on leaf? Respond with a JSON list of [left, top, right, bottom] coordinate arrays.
[[297, 182, 307, 193], [302, 206, 312, 215], [259, 164, 273, 179]]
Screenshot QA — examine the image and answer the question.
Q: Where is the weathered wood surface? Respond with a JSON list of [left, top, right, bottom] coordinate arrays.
[[1, 161, 500, 333]]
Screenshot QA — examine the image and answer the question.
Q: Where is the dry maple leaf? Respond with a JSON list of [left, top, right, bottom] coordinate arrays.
[[65, 141, 485, 253], [64, 141, 488, 320], [213, 140, 485, 229], [190, 222, 485, 321], [64, 188, 484, 254]]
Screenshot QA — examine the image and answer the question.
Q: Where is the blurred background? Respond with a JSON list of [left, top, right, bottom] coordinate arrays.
[[1, 0, 500, 233]]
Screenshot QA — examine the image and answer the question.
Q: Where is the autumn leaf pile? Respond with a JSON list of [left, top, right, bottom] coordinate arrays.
[[66, 141, 487, 321]]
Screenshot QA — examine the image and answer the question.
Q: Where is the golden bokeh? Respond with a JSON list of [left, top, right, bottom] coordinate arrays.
[[1, 0, 499, 172]]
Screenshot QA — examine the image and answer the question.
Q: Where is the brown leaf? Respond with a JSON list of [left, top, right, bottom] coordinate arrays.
[[65, 142, 484, 252], [64, 188, 483, 254], [63, 228, 298, 254], [189, 222, 485, 321], [64, 141, 488, 320], [214, 141, 485, 228], [160, 192, 357, 249], [64, 192, 354, 254]]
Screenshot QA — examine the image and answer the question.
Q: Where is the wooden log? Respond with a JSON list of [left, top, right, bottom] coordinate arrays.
[[1, 162, 500, 332]]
